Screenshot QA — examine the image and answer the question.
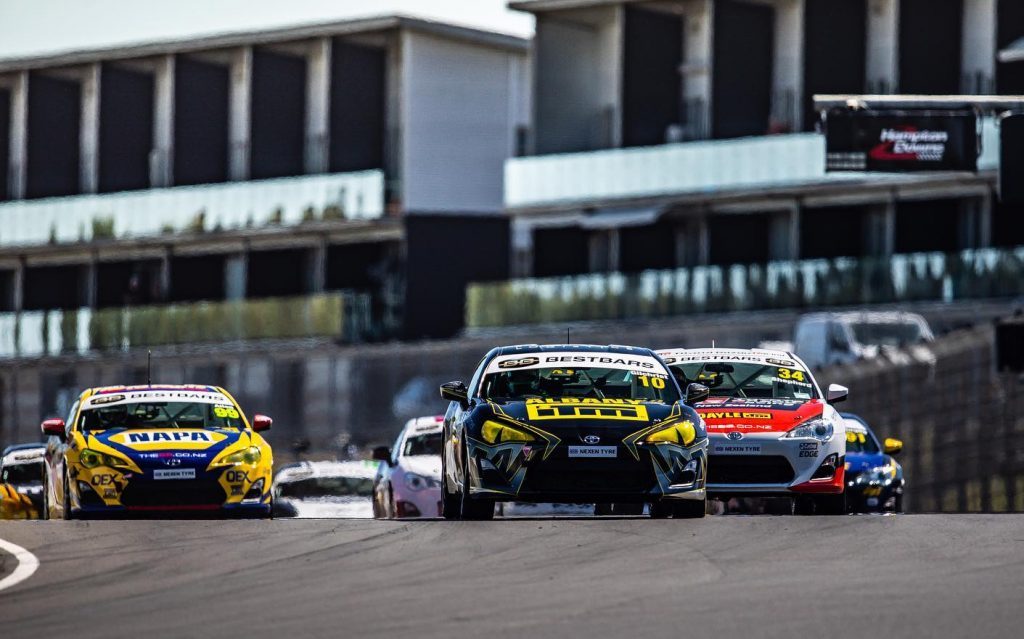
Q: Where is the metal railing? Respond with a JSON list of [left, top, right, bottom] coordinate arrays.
[[0, 292, 374, 359], [466, 247, 1024, 328], [0, 170, 385, 249]]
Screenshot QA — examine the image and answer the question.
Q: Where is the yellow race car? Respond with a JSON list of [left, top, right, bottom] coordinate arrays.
[[41, 385, 274, 518]]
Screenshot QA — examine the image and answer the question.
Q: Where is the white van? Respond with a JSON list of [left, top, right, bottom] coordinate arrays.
[[793, 311, 934, 369]]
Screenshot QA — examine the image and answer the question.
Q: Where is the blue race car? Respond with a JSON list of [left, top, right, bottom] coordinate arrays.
[[841, 413, 905, 513]]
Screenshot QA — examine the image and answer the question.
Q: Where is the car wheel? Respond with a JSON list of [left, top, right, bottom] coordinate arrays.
[[671, 498, 707, 519], [594, 503, 613, 516], [894, 493, 904, 514], [441, 450, 461, 520], [41, 474, 51, 520], [794, 496, 815, 516], [62, 472, 75, 521], [812, 492, 847, 516], [648, 502, 672, 519], [459, 443, 493, 521]]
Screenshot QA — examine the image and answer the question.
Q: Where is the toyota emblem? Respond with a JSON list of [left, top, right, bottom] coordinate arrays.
[[582, 435, 601, 445], [163, 458, 182, 466], [727, 431, 744, 441]]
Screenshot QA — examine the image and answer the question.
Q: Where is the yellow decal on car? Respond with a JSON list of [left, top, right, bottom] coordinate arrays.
[[108, 430, 228, 451]]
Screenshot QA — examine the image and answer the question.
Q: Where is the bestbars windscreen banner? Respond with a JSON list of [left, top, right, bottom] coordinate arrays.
[[825, 108, 978, 172]]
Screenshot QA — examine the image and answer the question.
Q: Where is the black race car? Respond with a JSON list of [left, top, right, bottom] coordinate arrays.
[[440, 344, 710, 520]]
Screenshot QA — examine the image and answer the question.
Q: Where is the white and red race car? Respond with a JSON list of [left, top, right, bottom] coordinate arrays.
[[656, 348, 849, 514]]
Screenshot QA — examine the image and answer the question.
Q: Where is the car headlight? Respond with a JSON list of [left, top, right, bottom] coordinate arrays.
[[783, 418, 833, 442], [404, 472, 441, 491], [481, 420, 535, 444], [645, 420, 697, 446], [216, 446, 262, 466], [867, 465, 896, 483], [78, 448, 133, 471]]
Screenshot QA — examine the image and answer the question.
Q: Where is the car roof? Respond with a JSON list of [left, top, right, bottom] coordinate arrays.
[[403, 415, 444, 435], [799, 311, 928, 323], [840, 413, 872, 433], [491, 344, 658, 357], [1, 444, 46, 465], [273, 460, 379, 484], [86, 384, 223, 396], [655, 347, 799, 363]]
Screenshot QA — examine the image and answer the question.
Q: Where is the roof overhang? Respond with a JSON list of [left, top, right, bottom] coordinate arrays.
[[999, 37, 1024, 64], [0, 14, 528, 74]]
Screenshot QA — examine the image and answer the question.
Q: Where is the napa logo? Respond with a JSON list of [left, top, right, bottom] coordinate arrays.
[[108, 430, 228, 451]]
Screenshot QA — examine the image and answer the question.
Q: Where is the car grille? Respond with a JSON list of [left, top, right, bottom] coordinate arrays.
[[707, 455, 795, 484], [523, 460, 653, 494], [120, 480, 226, 507]]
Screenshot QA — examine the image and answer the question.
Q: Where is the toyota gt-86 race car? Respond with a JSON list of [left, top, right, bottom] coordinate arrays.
[[656, 348, 849, 515], [440, 344, 710, 520], [41, 385, 274, 518]]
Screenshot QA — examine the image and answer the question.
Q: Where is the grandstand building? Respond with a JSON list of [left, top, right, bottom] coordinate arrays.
[[0, 16, 529, 331], [505, 0, 1024, 278]]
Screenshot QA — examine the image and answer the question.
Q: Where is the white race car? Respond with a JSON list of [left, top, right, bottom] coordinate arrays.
[[372, 415, 443, 519], [272, 460, 378, 518], [656, 348, 848, 514]]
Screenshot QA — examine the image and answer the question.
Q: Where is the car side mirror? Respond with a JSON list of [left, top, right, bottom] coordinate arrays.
[[371, 446, 393, 465], [684, 383, 710, 406], [827, 384, 848, 404], [41, 418, 66, 440], [440, 381, 470, 409], [252, 415, 273, 432], [883, 437, 903, 455]]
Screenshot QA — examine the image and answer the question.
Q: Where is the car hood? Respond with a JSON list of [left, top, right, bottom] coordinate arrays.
[[694, 397, 824, 435], [846, 452, 890, 474], [398, 455, 441, 479], [476, 398, 684, 441], [84, 428, 246, 467]]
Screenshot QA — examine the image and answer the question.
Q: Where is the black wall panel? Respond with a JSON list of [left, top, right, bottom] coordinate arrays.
[[330, 41, 387, 173], [622, 7, 683, 147], [712, 0, 774, 139], [99, 65, 154, 193], [174, 57, 229, 186]]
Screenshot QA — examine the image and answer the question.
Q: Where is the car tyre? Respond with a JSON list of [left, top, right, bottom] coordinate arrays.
[[648, 502, 672, 519], [441, 452, 461, 520], [812, 492, 846, 515], [459, 443, 494, 521], [62, 472, 75, 520], [671, 498, 707, 519], [894, 492, 904, 514]]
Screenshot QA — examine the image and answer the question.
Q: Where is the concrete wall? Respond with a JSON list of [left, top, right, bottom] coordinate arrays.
[[400, 31, 527, 212], [533, 6, 622, 154]]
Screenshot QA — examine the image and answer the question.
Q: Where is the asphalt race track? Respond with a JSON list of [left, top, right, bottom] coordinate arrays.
[[1, 515, 1023, 639]]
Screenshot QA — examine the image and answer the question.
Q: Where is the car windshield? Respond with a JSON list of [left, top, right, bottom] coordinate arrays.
[[670, 362, 818, 400], [2, 463, 43, 484], [481, 365, 679, 404], [277, 476, 374, 499], [846, 429, 880, 453], [849, 321, 924, 347], [79, 401, 246, 431], [403, 432, 442, 456]]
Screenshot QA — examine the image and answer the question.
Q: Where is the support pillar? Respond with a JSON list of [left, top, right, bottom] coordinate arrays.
[[11, 258, 24, 312], [587, 229, 620, 273], [151, 54, 175, 187], [5, 72, 27, 200], [305, 38, 331, 175], [307, 240, 327, 293], [961, 0, 997, 93], [229, 47, 252, 182], [80, 63, 101, 194], [225, 250, 248, 301], [866, 0, 899, 93], [769, 203, 801, 261], [772, 0, 805, 132], [680, 0, 714, 139], [511, 218, 534, 278], [80, 257, 97, 309], [157, 248, 171, 302], [865, 200, 896, 256], [960, 194, 993, 249]]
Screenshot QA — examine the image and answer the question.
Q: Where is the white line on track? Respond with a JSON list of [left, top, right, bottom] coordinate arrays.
[[0, 538, 40, 593]]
